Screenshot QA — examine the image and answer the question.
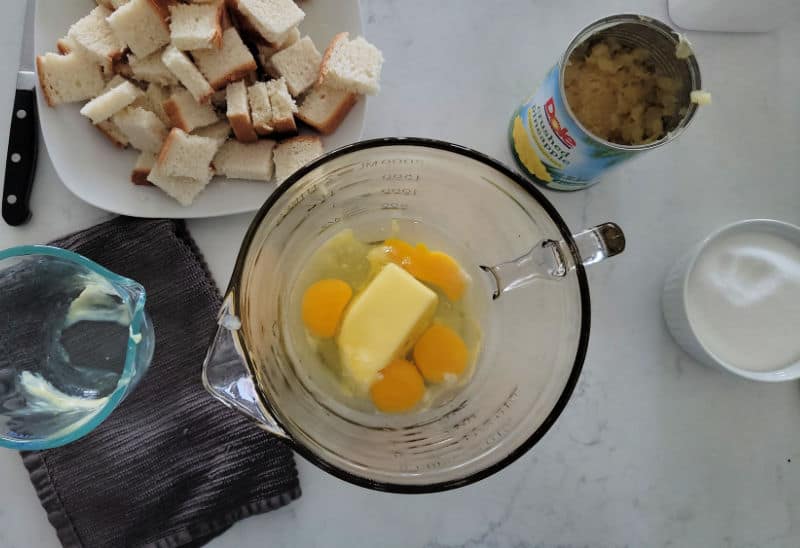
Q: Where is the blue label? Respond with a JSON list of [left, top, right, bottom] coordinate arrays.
[[511, 65, 635, 190]]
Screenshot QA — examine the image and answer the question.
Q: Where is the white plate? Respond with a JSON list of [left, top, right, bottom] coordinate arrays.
[[34, 0, 365, 219]]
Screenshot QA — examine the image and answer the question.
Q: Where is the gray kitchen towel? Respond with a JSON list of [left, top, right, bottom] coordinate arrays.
[[21, 217, 301, 548]]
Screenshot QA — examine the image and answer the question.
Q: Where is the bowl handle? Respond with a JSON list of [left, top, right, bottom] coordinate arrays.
[[482, 223, 626, 299], [202, 295, 289, 440], [572, 222, 626, 267]]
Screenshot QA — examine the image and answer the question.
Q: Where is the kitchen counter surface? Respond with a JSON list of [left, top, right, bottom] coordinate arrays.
[[0, 1, 799, 546]]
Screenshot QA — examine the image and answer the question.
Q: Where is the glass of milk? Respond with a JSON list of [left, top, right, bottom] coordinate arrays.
[[663, 220, 800, 381]]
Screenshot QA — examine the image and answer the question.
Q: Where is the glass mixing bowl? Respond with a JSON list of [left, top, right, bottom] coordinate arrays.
[[0, 246, 154, 450], [203, 138, 624, 492]]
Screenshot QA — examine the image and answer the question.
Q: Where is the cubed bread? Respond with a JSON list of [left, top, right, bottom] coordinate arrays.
[[319, 33, 384, 95], [247, 82, 272, 135], [265, 77, 297, 134], [161, 45, 214, 103], [80, 80, 145, 124], [58, 33, 128, 81], [273, 135, 323, 183], [107, 0, 171, 59], [67, 6, 125, 73], [192, 120, 231, 145], [129, 49, 179, 86], [192, 27, 257, 90], [212, 139, 276, 181], [230, 0, 304, 44], [269, 36, 321, 97], [145, 83, 172, 126], [147, 161, 212, 206], [132, 151, 156, 185], [163, 87, 219, 132], [226, 80, 257, 142], [226, 0, 264, 44], [100, 74, 129, 94], [41, 0, 380, 207], [254, 27, 300, 71], [95, 120, 130, 148], [297, 83, 359, 135], [169, 2, 224, 50], [36, 52, 106, 106], [157, 128, 220, 181], [112, 106, 169, 152]]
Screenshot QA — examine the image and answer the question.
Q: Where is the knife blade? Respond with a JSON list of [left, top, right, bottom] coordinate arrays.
[[3, 0, 38, 227]]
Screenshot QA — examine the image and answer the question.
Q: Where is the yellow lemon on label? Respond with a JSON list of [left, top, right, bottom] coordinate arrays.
[[512, 116, 553, 182]]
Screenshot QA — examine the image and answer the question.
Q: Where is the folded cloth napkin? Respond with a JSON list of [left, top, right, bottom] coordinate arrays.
[[21, 217, 300, 548]]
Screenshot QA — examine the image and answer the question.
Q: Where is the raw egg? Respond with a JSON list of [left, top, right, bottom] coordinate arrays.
[[380, 239, 468, 301], [302, 279, 353, 338], [369, 359, 425, 413], [413, 324, 468, 383]]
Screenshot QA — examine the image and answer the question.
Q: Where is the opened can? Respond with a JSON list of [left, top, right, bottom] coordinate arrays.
[[510, 14, 702, 191]]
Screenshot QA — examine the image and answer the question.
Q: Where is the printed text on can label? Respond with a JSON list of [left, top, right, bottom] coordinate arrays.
[[511, 65, 634, 190]]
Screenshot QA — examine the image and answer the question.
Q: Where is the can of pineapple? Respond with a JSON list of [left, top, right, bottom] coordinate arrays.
[[510, 14, 702, 191]]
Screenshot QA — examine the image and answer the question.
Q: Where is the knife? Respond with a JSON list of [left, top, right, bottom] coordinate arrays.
[[3, 0, 38, 227]]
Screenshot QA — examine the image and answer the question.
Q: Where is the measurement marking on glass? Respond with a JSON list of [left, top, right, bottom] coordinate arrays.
[[382, 188, 417, 196]]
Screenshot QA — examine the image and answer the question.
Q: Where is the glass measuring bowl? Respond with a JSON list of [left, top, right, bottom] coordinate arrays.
[[0, 246, 154, 450], [203, 138, 624, 492]]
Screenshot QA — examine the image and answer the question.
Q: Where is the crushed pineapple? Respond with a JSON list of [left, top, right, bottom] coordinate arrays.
[[564, 38, 683, 145]]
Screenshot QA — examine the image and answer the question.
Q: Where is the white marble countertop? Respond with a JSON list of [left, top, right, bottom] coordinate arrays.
[[1, 1, 800, 546]]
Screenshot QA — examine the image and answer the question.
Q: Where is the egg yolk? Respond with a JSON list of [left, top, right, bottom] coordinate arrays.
[[302, 279, 353, 338], [413, 324, 468, 383], [381, 239, 467, 301], [369, 359, 425, 413]]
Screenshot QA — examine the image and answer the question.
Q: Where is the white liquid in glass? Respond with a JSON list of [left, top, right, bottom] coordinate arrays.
[[686, 230, 800, 372]]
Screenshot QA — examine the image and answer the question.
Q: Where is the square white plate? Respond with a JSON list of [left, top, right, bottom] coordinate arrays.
[[34, 0, 365, 219]]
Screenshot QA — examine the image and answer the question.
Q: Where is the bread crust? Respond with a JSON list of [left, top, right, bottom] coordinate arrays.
[[317, 31, 348, 87], [156, 127, 181, 167], [131, 168, 154, 185], [297, 92, 358, 135], [228, 111, 258, 142], [253, 121, 272, 136], [56, 39, 72, 55], [147, 0, 173, 27], [36, 56, 57, 108], [211, 2, 225, 49], [95, 121, 129, 149], [270, 114, 297, 135], [206, 61, 258, 90], [163, 97, 188, 131]]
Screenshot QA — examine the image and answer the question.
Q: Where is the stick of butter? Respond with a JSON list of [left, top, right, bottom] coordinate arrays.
[[338, 263, 438, 391]]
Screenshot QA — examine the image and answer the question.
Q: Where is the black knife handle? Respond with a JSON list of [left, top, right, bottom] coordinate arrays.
[[3, 88, 38, 226]]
